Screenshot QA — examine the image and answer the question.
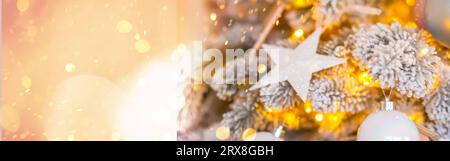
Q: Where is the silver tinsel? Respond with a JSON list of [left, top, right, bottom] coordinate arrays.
[[424, 65, 450, 125], [354, 22, 441, 98], [259, 81, 301, 110], [308, 76, 369, 113]]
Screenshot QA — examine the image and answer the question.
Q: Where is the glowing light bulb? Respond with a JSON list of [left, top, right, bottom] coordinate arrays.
[[216, 126, 230, 140], [117, 20, 133, 33], [292, 0, 314, 8], [359, 72, 372, 86], [405, 0, 416, 6], [257, 64, 267, 74], [135, 40, 151, 53], [242, 128, 256, 141], [406, 21, 418, 29], [315, 113, 324, 122], [293, 29, 304, 39], [284, 113, 297, 125], [21, 75, 32, 89], [17, 0, 29, 12], [210, 13, 217, 21], [65, 63, 76, 73], [418, 48, 429, 57], [305, 101, 313, 114]]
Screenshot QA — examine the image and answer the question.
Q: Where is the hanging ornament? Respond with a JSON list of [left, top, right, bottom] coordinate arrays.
[[253, 132, 279, 141], [357, 100, 420, 141], [414, 0, 450, 48]]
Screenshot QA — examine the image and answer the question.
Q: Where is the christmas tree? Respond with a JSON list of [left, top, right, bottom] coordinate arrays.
[[177, 0, 450, 141]]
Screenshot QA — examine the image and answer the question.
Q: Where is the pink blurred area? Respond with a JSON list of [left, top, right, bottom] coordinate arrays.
[[1, 0, 207, 140]]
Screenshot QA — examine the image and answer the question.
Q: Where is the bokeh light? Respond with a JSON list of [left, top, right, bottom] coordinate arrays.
[[2, 0, 207, 140]]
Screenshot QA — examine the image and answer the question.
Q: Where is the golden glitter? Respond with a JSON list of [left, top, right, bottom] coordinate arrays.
[[135, 39, 151, 53], [215, 126, 230, 140], [17, 0, 30, 12], [65, 63, 76, 73], [315, 113, 324, 122], [242, 128, 256, 141], [117, 20, 133, 33], [210, 13, 217, 21], [21, 75, 32, 89]]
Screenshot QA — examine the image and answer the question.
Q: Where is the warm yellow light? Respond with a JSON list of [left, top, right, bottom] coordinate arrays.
[[21, 75, 32, 89], [257, 64, 267, 74], [419, 48, 429, 57], [305, 106, 312, 114], [1, 105, 21, 133], [275, 20, 280, 26], [135, 39, 151, 53], [359, 72, 372, 86], [216, 126, 230, 140], [431, 77, 440, 90], [210, 13, 217, 21], [293, 29, 304, 38], [445, 19, 450, 30], [65, 63, 76, 73], [17, 0, 30, 12], [219, 4, 225, 10], [284, 113, 297, 125], [405, 0, 416, 6], [406, 21, 418, 29], [117, 20, 133, 34], [242, 128, 256, 141], [305, 101, 312, 114], [392, 17, 400, 23], [315, 113, 324, 122], [292, 0, 314, 8]]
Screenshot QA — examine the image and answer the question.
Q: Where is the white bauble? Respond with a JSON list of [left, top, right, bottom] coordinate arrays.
[[357, 110, 420, 141], [253, 132, 279, 141]]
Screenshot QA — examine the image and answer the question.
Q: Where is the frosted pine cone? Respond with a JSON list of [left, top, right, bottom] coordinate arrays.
[[427, 122, 450, 141], [259, 81, 301, 110], [308, 77, 369, 113], [312, 0, 380, 28], [221, 92, 259, 138], [354, 22, 440, 98], [318, 27, 359, 57], [424, 65, 450, 124]]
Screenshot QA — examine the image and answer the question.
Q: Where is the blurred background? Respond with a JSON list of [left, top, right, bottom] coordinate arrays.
[[1, 0, 207, 140]]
